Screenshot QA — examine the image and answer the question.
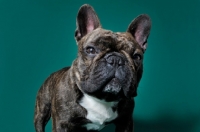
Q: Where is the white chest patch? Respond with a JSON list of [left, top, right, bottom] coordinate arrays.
[[79, 94, 118, 130]]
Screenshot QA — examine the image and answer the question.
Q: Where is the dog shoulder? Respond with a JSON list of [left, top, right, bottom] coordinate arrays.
[[38, 67, 71, 93]]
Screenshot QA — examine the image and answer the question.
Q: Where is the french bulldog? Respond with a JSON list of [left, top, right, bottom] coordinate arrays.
[[34, 4, 151, 132]]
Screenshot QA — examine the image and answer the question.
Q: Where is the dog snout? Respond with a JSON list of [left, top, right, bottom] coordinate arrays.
[[105, 52, 125, 67]]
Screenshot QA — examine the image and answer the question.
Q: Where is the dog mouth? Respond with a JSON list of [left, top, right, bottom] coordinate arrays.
[[103, 77, 122, 94], [100, 77, 125, 101]]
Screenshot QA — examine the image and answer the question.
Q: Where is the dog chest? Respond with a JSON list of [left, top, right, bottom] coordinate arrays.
[[79, 94, 118, 130]]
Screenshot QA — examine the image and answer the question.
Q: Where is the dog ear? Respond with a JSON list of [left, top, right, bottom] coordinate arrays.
[[127, 14, 151, 51], [75, 4, 101, 41]]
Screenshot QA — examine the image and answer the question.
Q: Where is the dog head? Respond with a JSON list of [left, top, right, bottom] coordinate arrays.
[[73, 4, 151, 101]]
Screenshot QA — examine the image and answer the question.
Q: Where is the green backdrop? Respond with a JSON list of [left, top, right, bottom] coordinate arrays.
[[1, 0, 200, 132]]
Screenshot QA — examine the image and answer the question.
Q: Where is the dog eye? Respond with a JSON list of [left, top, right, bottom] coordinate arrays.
[[133, 53, 142, 61], [86, 47, 96, 54]]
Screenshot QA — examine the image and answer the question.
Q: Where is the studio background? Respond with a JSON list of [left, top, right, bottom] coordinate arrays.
[[0, 0, 200, 132]]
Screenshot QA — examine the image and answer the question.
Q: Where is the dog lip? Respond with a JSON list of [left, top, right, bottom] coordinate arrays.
[[110, 77, 119, 83], [106, 76, 120, 86], [103, 77, 122, 93]]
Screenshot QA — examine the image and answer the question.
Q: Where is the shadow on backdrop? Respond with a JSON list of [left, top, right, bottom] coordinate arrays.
[[134, 114, 200, 132], [45, 114, 199, 132]]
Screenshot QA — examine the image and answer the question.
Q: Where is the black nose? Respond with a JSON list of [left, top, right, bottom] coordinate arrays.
[[105, 52, 125, 66]]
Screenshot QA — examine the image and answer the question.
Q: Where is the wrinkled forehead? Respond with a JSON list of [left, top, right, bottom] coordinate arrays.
[[80, 28, 141, 50]]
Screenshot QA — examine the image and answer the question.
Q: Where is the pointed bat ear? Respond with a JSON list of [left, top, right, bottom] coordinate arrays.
[[127, 14, 151, 51], [75, 4, 101, 41]]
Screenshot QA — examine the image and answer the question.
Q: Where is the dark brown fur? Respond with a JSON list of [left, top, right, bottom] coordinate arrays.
[[34, 4, 151, 132]]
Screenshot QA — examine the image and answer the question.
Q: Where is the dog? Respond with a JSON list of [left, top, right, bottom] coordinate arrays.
[[34, 4, 151, 132]]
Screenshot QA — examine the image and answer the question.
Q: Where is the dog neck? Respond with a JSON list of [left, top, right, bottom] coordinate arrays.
[[79, 93, 118, 130]]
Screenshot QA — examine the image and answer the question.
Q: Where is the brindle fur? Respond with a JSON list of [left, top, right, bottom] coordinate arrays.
[[34, 4, 151, 132]]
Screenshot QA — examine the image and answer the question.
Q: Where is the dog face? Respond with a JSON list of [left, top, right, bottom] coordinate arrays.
[[73, 4, 151, 101]]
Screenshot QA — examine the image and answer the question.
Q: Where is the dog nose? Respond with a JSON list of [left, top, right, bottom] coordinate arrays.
[[105, 53, 125, 66]]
